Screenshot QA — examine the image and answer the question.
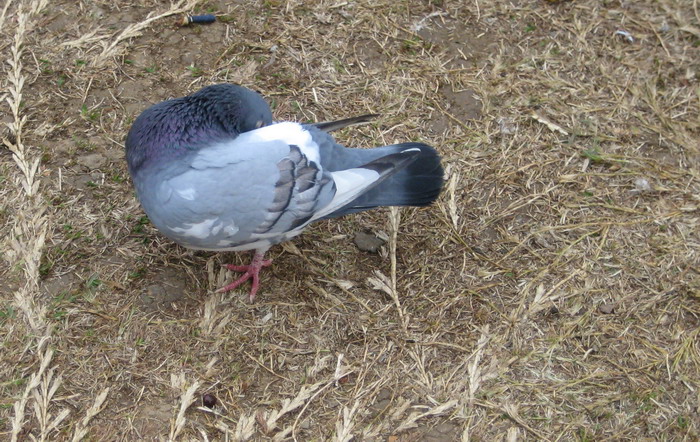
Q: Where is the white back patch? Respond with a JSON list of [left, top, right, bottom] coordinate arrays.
[[244, 122, 320, 163]]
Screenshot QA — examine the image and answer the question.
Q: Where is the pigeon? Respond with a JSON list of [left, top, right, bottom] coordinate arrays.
[[125, 84, 443, 301]]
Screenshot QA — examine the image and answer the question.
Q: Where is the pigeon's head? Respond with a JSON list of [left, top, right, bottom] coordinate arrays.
[[126, 84, 273, 175], [192, 83, 273, 134]]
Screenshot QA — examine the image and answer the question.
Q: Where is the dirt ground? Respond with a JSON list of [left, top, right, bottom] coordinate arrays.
[[1, 0, 699, 440]]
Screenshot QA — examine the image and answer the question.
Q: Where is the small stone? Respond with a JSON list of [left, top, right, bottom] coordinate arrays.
[[634, 178, 651, 192], [353, 231, 385, 253], [497, 117, 516, 135], [90, 6, 105, 19], [634, 177, 651, 192], [202, 393, 217, 408], [598, 303, 615, 314]]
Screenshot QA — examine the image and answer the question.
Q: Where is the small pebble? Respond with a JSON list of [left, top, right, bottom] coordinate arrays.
[[598, 303, 615, 314], [497, 117, 516, 135], [353, 231, 385, 253], [202, 393, 217, 408], [634, 178, 651, 192]]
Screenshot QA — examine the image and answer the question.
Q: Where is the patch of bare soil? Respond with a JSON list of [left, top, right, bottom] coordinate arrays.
[[1, 0, 698, 440]]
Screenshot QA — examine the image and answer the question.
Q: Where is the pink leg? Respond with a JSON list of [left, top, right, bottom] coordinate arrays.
[[216, 251, 272, 302]]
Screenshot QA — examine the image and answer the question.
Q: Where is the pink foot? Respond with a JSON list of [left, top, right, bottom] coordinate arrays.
[[216, 252, 272, 302]]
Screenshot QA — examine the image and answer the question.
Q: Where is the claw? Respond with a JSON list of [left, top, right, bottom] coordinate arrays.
[[216, 251, 272, 301]]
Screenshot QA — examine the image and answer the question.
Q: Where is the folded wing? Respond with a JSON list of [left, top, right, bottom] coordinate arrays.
[[144, 123, 426, 251]]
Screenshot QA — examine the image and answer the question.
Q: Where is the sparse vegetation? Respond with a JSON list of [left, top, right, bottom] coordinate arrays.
[[186, 64, 203, 77], [1, 0, 698, 440]]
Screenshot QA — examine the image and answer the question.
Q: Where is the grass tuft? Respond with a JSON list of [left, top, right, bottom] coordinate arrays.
[[1, 0, 698, 439]]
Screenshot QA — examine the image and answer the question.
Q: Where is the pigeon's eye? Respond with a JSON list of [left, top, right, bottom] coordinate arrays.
[[255, 120, 264, 128]]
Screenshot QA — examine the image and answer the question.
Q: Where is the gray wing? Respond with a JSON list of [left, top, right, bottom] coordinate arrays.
[[140, 139, 336, 251], [253, 144, 333, 234]]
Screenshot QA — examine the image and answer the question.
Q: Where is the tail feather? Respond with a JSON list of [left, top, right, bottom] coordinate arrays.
[[312, 147, 422, 221], [324, 142, 443, 219], [310, 114, 380, 132]]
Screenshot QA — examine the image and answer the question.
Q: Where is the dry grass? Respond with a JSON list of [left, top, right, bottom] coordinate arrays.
[[1, 0, 699, 440]]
